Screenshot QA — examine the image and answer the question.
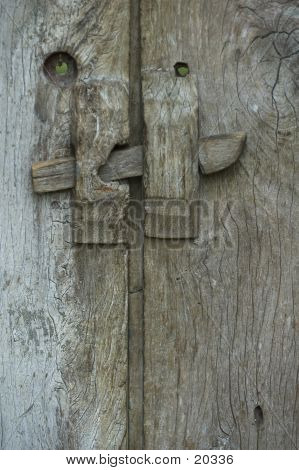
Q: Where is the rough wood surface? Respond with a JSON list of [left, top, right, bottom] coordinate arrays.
[[32, 146, 143, 194], [33, 131, 248, 193], [99, 145, 143, 182], [72, 82, 129, 244], [32, 158, 76, 193], [143, 73, 200, 238], [0, 0, 130, 449], [142, 0, 299, 450], [198, 132, 247, 175]]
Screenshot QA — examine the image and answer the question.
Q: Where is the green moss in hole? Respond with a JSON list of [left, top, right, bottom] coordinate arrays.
[[177, 66, 189, 77], [174, 62, 190, 77], [55, 62, 69, 75]]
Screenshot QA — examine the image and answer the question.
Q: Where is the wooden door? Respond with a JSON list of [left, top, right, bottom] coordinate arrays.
[[0, 0, 131, 449], [1, 0, 298, 451], [141, 0, 299, 450]]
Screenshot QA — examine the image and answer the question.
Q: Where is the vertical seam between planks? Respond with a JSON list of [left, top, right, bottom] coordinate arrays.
[[128, 0, 145, 450]]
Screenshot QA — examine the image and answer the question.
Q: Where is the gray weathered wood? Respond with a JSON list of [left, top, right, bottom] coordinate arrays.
[[71, 83, 129, 244], [2, 0, 298, 452], [0, 0, 130, 449], [33, 135, 247, 194], [32, 158, 76, 193], [142, 0, 299, 450], [32, 146, 143, 195], [198, 132, 247, 175], [143, 73, 200, 238], [99, 146, 143, 182]]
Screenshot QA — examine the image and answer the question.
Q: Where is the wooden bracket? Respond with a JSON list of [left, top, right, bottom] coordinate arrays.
[[143, 72, 200, 239]]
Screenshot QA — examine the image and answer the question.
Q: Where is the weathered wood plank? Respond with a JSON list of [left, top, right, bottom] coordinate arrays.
[[143, 73, 200, 238], [0, 0, 130, 449], [71, 83, 130, 244], [141, 0, 299, 450]]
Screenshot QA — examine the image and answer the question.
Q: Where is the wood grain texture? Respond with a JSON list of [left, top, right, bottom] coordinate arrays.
[[32, 131, 248, 193], [143, 73, 200, 238], [99, 145, 143, 182], [0, 0, 130, 449], [142, 0, 299, 450], [72, 83, 129, 244], [32, 146, 143, 194], [32, 158, 76, 193], [198, 132, 247, 175]]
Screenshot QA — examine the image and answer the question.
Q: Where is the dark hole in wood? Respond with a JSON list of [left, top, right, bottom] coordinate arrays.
[[43, 52, 78, 87], [254, 405, 264, 427], [112, 143, 130, 152], [174, 62, 190, 77]]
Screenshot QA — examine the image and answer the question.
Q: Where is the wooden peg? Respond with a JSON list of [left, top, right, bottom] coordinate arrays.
[[32, 158, 76, 193], [198, 132, 247, 174]]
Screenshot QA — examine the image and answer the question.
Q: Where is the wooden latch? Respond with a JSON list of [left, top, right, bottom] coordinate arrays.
[[32, 147, 143, 193], [32, 83, 246, 241]]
